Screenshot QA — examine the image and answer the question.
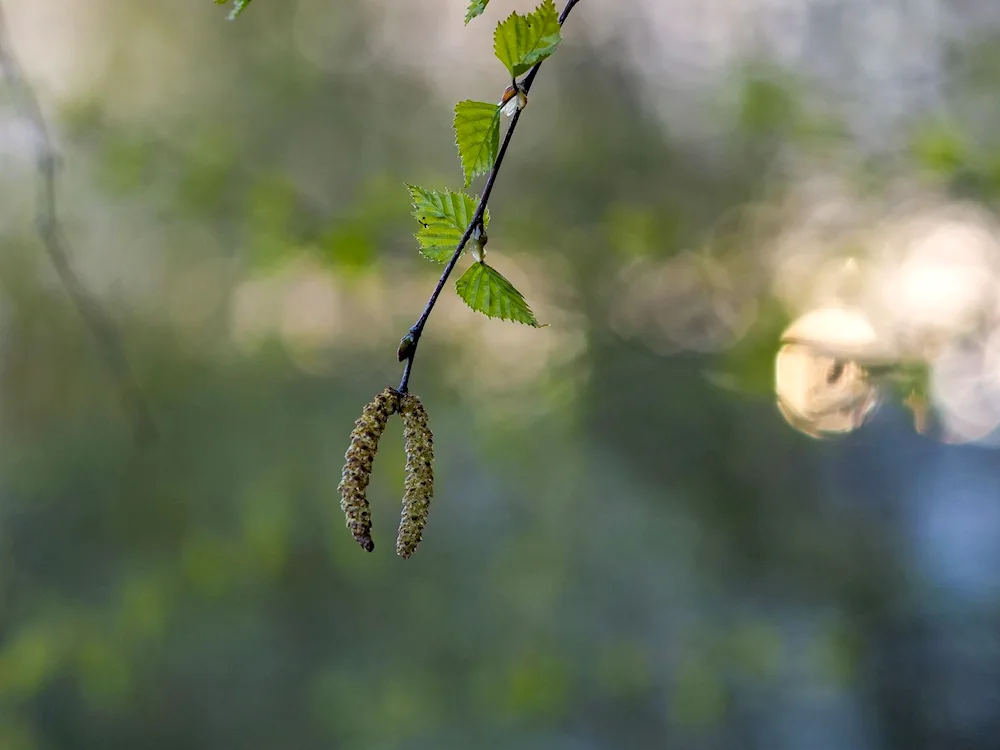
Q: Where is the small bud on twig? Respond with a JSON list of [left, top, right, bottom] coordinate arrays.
[[499, 81, 528, 117], [397, 332, 417, 362], [469, 222, 488, 263]]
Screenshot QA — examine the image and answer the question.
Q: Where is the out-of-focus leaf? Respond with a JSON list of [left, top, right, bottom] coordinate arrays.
[[912, 123, 968, 175], [738, 74, 798, 135], [245, 176, 302, 268], [493, 0, 561, 78], [319, 175, 404, 271], [504, 652, 569, 718], [98, 137, 153, 194], [455, 261, 543, 327], [0, 626, 61, 699], [454, 101, 501, 186]]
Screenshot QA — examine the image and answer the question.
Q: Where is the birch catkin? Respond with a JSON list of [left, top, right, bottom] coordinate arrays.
[[338, 387, 401, 552], [396, 393, 434, 558]]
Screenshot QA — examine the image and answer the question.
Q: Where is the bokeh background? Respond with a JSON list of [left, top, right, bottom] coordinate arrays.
[[2, 0, 1000, 748]]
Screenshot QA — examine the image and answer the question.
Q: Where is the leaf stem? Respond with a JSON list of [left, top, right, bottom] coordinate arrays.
[[398, 0, 581, 393]]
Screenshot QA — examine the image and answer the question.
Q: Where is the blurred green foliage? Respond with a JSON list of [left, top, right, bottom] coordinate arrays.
[[1, 1, 999, 749]]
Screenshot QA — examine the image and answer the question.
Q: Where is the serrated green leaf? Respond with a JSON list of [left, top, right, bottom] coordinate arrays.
[[493, 0, 562, 78], [215, 0, 252, 20], [455, 262, 544, 327], [465, 0, 490, 24], [406, 185, 489, 263], [454, 101, 501, 187]]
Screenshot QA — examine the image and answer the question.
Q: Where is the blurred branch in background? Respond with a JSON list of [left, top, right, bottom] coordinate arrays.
[[0, 1, 155, 443]]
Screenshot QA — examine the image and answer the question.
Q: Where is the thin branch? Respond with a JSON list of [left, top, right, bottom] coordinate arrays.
[[0, 3, 155, 443], [397, 0, 582, 393]]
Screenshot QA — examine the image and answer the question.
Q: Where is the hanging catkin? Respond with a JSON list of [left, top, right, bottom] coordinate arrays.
[[396, 393, 434, 558], [338, 387, 401, 551]]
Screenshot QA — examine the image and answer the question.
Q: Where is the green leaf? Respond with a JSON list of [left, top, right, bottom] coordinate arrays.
[[465, 0, 490, 24], [454, 101, 501, 187], [406, 185, 489, 263], [493, 0, 562, 78], [455, 262, 544, 327], [215, 0, 252, 20]]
